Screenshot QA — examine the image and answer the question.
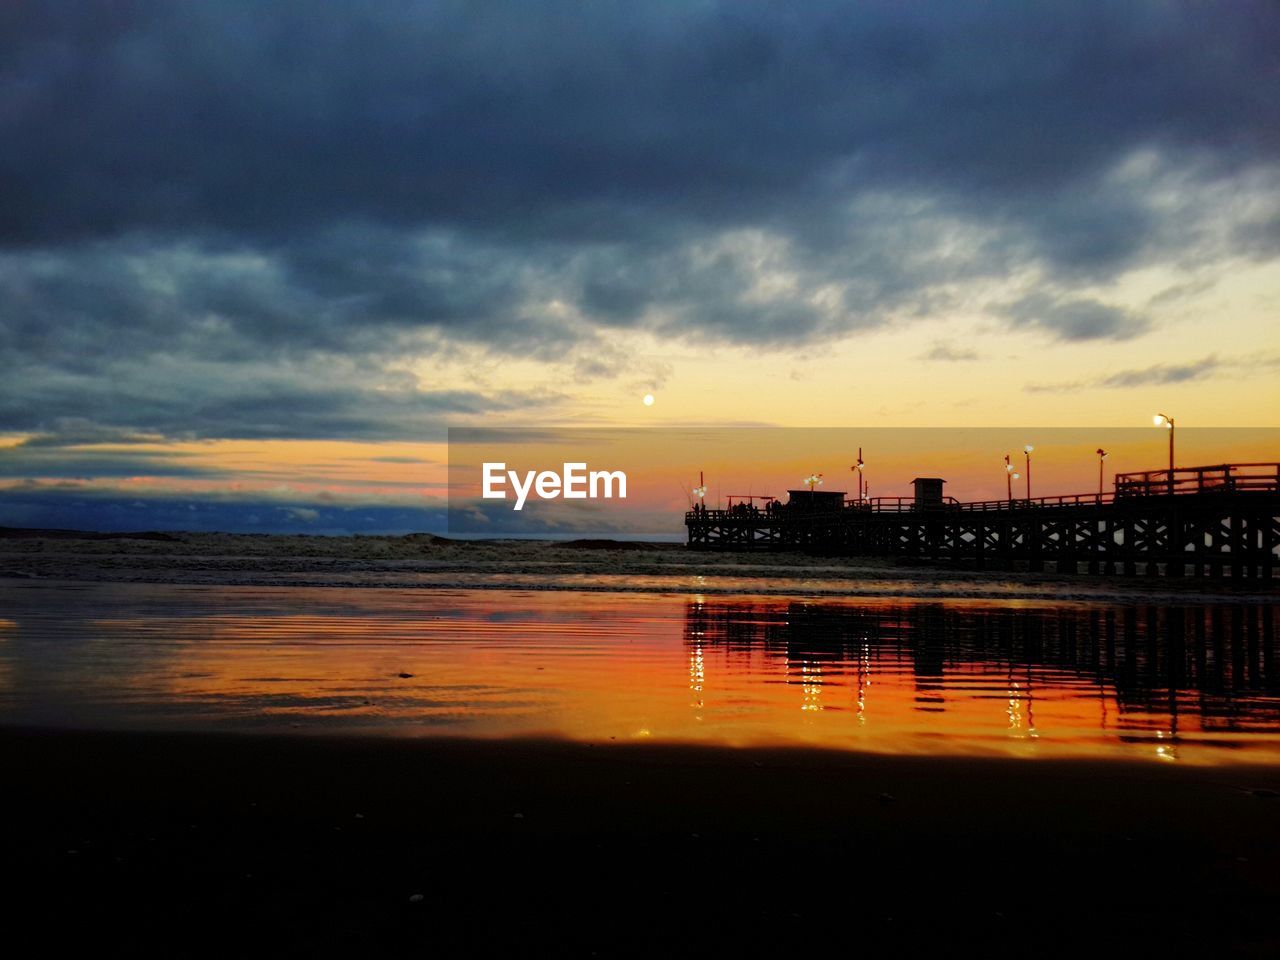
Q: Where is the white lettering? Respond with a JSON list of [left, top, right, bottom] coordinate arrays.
[[535, 470, 561, 499], [562, 462, 587, 499], [510, 469, 537, 511], [482, 463, 627, 509], [482, 463, 506, 499], [590, 470, 627, 499]]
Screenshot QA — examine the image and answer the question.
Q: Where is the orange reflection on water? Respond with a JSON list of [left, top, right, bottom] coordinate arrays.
[[0, 582, 1277, 764]]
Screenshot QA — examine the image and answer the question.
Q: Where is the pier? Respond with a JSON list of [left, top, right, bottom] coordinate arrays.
[[686, 463, 1280, 580]]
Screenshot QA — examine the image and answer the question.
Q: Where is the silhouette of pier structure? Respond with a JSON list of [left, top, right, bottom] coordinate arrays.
[[686, 463, 1280, 580]]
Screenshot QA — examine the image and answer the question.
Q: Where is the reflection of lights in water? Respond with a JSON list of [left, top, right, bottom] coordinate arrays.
[[800, 661, 823, 712], [1154, 729, 1178, 762], [1006, 675, 1039, 739], [1025, 670, 1038, 739], [689, 643, 704, 711], [1007, 681, 1023, 731], [856, 642, 871, 726]]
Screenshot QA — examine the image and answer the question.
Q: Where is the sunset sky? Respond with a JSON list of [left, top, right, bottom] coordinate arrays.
[[1, 1, 1277, 533]]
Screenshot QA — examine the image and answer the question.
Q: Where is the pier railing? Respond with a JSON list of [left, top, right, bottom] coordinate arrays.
[[846, 496, 961, 513], [684, 463, 1280, 522], [685, 491, 1119, 520], [1114, 463, 1280, 498], [943, 492, 1117, 512]]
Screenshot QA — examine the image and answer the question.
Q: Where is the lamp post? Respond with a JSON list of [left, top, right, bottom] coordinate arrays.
[[692, 471, 707, 513], [1096, 448, 1109, 498], [1023, 444, 1034, 501], [1004, 455, 1021, 506], [852, 448, 865, 502], [1153, 413, 1175, 472], [804, 472, 824, 492], [1154, 413, 1175, 495]]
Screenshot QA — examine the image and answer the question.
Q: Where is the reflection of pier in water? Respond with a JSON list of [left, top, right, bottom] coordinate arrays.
[[684, 599, 1279, 753]]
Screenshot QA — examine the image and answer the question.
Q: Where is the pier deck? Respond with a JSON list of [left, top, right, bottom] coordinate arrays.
[[685, 464, 1280, 580]]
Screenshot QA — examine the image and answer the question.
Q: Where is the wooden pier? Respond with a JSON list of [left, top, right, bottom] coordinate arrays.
[[686, 463, 1280, 580]]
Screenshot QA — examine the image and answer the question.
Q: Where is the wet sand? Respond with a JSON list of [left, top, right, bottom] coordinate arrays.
[[4, 727, 1279, 956]]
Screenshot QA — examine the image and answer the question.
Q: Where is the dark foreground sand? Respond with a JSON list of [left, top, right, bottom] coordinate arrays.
[[4, 729, 1279, 957]]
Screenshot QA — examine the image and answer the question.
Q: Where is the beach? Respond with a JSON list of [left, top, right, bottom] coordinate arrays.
[[2, 531, 1279, 954], [6, 728, 1280, 955]]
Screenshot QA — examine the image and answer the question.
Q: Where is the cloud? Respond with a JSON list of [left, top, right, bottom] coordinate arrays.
[[1022, 354, 1280, 392], [0, 1, 1276, 442], [0, 487, 445, 534], [919, 342, 980, 362], [998, 293, 1151, 342], [0, 340, 567, 440], [10, 420, 170, 447], [1098, 356, 1222, 388], [0, 441, 218, 479], [6, 3, 1277, 245]]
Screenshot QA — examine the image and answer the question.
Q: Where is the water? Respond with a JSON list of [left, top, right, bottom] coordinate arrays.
[[1, 580, 1277, 763]]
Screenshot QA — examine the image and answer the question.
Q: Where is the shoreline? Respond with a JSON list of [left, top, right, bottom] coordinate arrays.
[[2, 528, 1276, 602], [4, 725, 1280, 954]]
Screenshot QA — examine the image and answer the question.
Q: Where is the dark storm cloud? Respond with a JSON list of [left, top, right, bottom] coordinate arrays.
[[5, 1, 1276, 246], [0, 0, 1277, 440]]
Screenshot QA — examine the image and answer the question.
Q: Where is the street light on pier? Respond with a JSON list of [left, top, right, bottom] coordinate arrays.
[[692, 471, 707, 512], [804, 472, 824, 491], [852, 448, 865, 502], [1023, 444, 1034, 501], [1096, 448, 1109, 497], [998, 455, 1018, 506], [1153, 413, 1175, 472]]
